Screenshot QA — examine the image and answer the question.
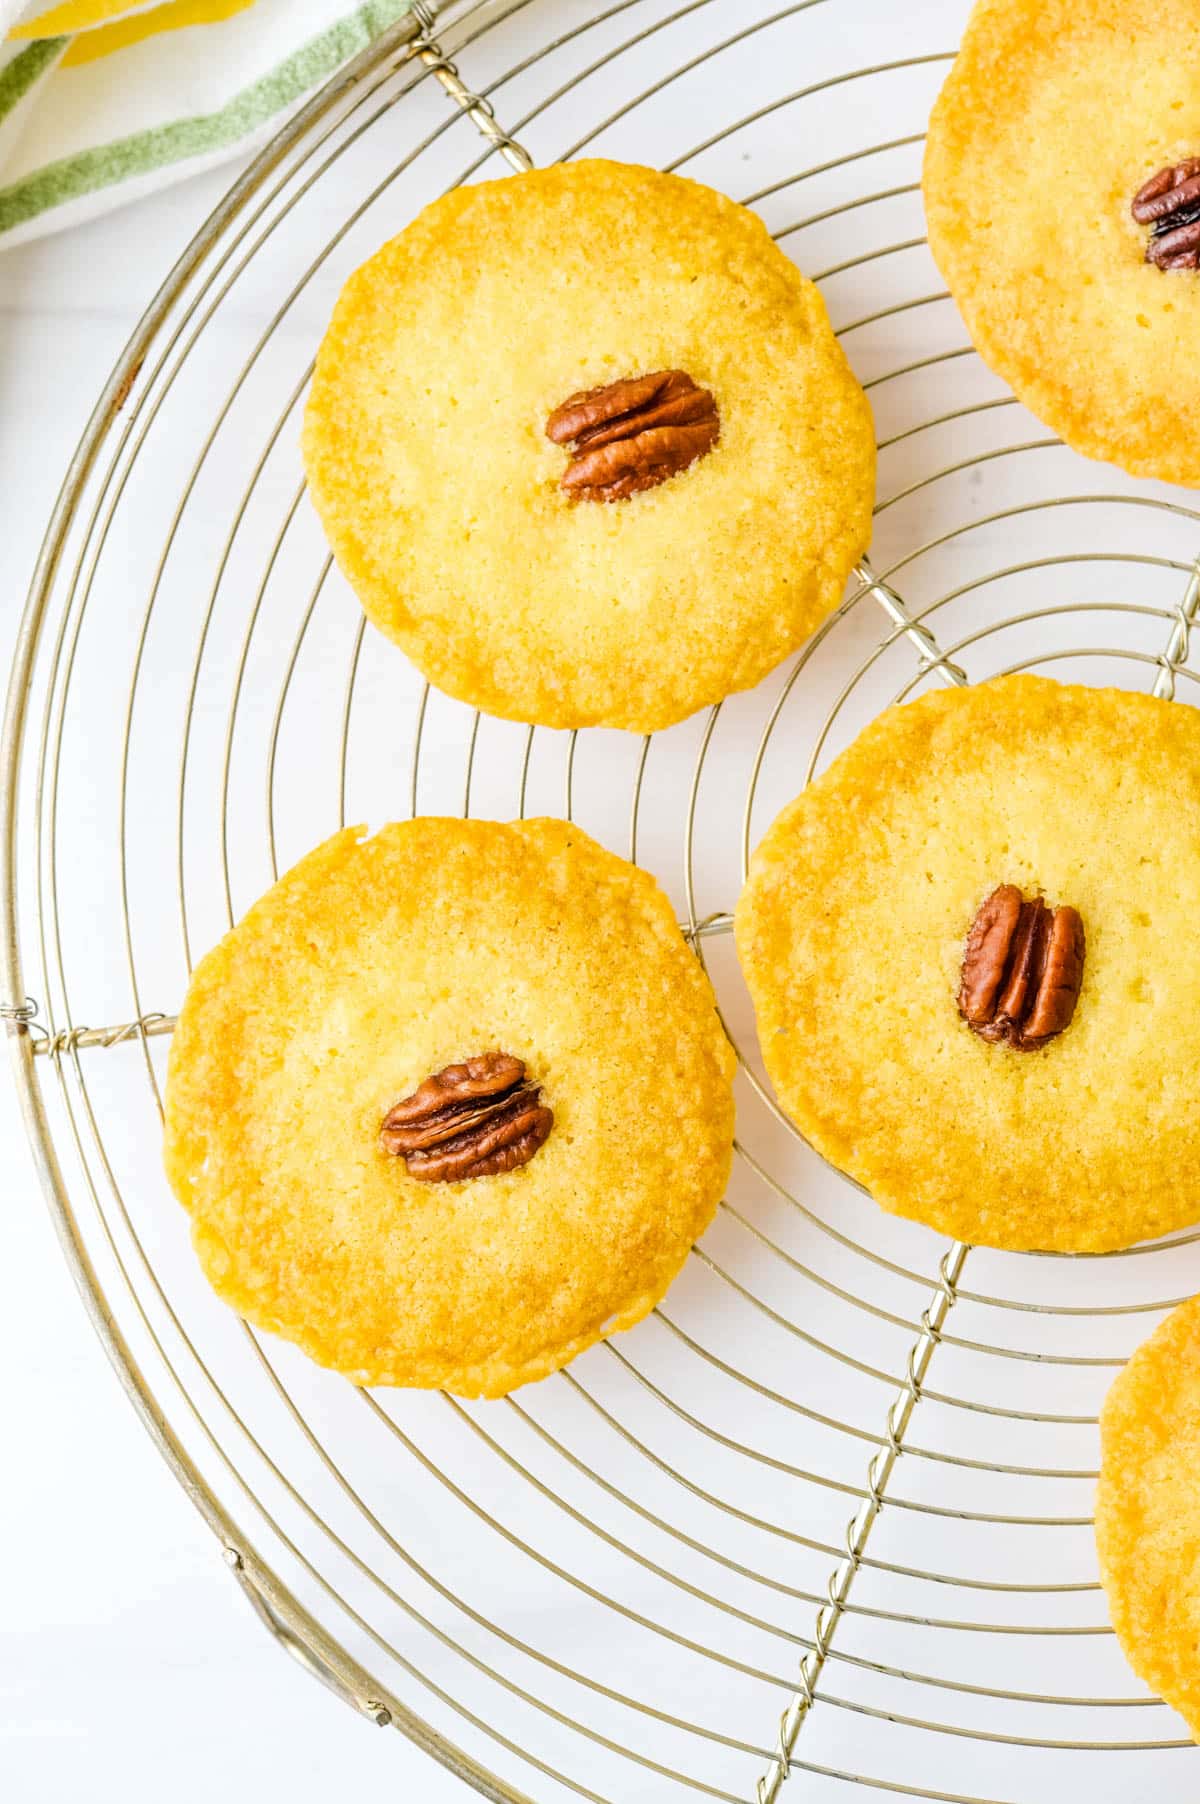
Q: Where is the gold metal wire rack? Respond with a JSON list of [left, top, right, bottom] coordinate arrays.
[[7, 2, 1200, 1799]]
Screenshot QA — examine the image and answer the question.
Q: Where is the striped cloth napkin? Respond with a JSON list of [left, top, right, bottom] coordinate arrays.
[[0, 0, 417, 248]]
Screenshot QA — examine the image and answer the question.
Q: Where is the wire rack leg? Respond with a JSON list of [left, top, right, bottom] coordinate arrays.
[[854, 559, 968, 688], [1153, 556, 1200, 700], [754, 1246, 969, 1803], [224, 1546, 393, 1726], [411, 2, 534, 172]]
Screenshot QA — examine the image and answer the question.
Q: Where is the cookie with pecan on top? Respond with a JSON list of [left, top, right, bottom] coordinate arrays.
[[735, 674, 1200, 1252], [163, 818, 735, 1395], [1098, 1295, 1200, 1737], [924, 0, 1200, 485], [302, 160, 875, 731]]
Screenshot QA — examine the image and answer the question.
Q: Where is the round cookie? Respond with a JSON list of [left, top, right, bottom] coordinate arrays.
[[1097, 1296, 1200, 1736], [302, 160, 876, 732], [163, 818, 736, 1396], [924, 0, 1200, 485], [734, 675, 1200, 1253]]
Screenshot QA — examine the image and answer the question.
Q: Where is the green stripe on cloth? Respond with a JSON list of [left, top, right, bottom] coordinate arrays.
[[0, 36, 67, 125], [0, 0, 412, 234]]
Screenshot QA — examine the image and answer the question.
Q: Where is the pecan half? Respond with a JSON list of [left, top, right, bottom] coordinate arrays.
[[545, 370, 719, 502], [958, 885, 1085, 1052], [1132, 160, 1200, 269], [381, 1051, 552, 1183]]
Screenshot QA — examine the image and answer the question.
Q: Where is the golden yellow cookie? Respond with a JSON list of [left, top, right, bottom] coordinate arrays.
[[302, 159, 875, 732], [735, 675, 1200, 1252], [1097, 1296, 1200, 1736], [924, 0, 1200, 485], [163, 818, 735, 1396]]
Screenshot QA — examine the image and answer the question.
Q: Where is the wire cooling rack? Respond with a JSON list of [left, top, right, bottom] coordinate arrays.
[[8, 2, 1200, 1800]]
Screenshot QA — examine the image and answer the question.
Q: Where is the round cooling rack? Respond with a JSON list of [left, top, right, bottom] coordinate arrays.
[[7, 2, 1200, 1801]]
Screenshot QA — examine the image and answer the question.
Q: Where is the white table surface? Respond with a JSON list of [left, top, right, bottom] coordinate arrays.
[[0, 155, 471, 1804]]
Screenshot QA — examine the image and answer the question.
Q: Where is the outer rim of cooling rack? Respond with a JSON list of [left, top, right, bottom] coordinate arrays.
[[0, 11, 539, 1804]]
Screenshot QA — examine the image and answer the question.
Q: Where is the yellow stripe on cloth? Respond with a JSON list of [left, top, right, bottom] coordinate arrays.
[[10, 0, 256, 44], [11, 2, 158, 35], [59, 0, 257, 65]]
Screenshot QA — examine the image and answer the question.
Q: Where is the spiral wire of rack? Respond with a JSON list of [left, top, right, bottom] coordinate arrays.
[[7, 3, 1200, 1801]]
